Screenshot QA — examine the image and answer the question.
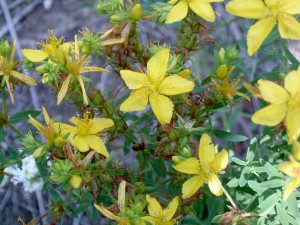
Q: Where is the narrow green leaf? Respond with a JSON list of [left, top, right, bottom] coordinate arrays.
[[239, 166, 250, 187], [232, 157, 247, 166], [260, 179, 285, 188], [259, 159, 282, 178], [276, 203, 289, 225], [10, 110, 41, 124], [257, 191, 281, 215], [227, 178, 239, 188], [213, 130, 248, 142], [246, 137, 257, 162]]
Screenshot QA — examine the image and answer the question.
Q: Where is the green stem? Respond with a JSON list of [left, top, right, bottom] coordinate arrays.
[[1, 88, 8, 116], [207, 111, 216, 144], [220, 183, 238, 210], [8, 124, 24, 137]]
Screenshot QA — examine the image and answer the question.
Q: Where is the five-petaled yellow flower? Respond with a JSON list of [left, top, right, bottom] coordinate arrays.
[[29, 106, 74, 147], [120, 48, 194, 125], [173, 133, 228, 198], [252, 66, 300, 141], [0, 40, 36, 104], [142, 195, 179, 225], [166, 0, 223, 24], [69, 112, 114, 157], [94, 180, 146, 225], [226, 0, 300, 56], [278, 156, 300, 201]]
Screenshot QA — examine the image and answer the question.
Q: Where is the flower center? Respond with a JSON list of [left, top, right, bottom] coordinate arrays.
[[76, 113, 92, 135], [288, 93, 300, 113], [199, 162, 212, 180]]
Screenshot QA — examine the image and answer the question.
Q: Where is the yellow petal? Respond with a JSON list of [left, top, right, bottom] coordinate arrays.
[[147, 49, 169, 82], [69, 117, 81, 126], [141, 216, 156, 224], [10, 71, 37, 86], [165, 1, 188, 24], [210, 149, 228, 173], [278, 161, 297, 177], [118, 180, 126, 213], [22, 49, 48, 62], [163, 196, 179, 221], [182, 175, 205, 199], [86, 135, 109, 157], [146, 195, 163, 217], [173, 157, 200, 174], [28, 115, 44, 132], [207, 174, 223, 196], [247, 17, 276, 56], [284, 68, 300, 96], [149, 93, 174, 125], [225, 0, 269, 19], [120, 70, 148, 89], [292, 141, 300, 161], [90, 118, 114, 134], [74, 136, 89, 152], [57, 74, 72, 105], [257, 80, 289, 104], [188, 0, 215, 22], [199, 133, 216, 163], [159, 75, 194, 95], [252, 103, 287, 126], [278, 14, 300, 40], [178, 69, 190, 79], [120, 87, 149, 112], [283, 179, 300, 201], [77, 76, 89, 105], [41, 106, 51, 125], [4, 75, 14, 104], [81, 66, 109, 73], [101, 38, 125, 46], [280, 0, 300, 15], [94, 204, 121, 221], [285, 112, 300, 141]]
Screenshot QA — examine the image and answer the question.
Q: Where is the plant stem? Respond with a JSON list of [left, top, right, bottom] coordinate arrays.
[[207, 111, 216, 144], [1, 88, 8, 116], [220, 183, 238, 210]]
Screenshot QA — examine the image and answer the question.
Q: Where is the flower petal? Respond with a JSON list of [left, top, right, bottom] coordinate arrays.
[[278, 161, 297, 177], [210, 149, 228, 173], [57, 74, 72, 105], [159, 75, 194, 95], [120, 87, 149, 112], [208, 174, 223, 196], [22, 49, 48, 62], [173, 157, 200, 174], [199, 133, 216, 164], [90, 118, 114, 134], [118, 180, 126, 213], [285, 112, 300, 141], [69, 117, 81, 126], [280, 0, 300, 15], [86, 135, 109, 157], [141, 216, 157, 224], [42, 106, 51, 125], [94, 204, 121, 221], [147, 49, 169, 82], [163, 196, 179, 221], [182, 175, 205, 199], [284, 69, 300, 97], [146, 195, 163, 217], [283, 179, 300, 201], [74, 135, 89, 152], [120, 70, 148, 89], [165, 1, 188, 24], [189, 0, 215, 22], [149, 93, 174, 125], [278, 14, 300, 40], [247, 17, 276, 56], [77, 76, 89, 105], [252, 103, 287, 126], [225, 0, 269, 19], [257, 80, 289, 104], [10, 70, 37, 86], [81, 66, 109, 73]]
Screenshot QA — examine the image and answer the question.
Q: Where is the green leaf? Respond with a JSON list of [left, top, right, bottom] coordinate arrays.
[[239, 166, 250, 187], [0, 126, 5, 142], [246, 137, 257, 162], [257, 191, 281, 215], [213, 130, 248, 142], [248, 180, 267, 195], [232, 157, 247, 166], [260, 179, 285, 188], [227, 178, 239, 188], [276, 203, 289, 225], [49, 187, 62, 202], [280, 41, 299, 70], [10, 110, 41, 124], [259, 159, 282, 178]]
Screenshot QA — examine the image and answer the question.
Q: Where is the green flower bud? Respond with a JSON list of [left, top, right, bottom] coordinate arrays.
[[70, 175, 82, 189], [216, 64, 228, 80], [131, 4, 143, 21], [32, 147, 46, 158]]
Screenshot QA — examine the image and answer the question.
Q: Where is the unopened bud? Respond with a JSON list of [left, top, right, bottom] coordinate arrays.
[[216, 64, 228, 80], [131, 4, 143, 21], [33, 147, 46, 158], [70, 175, 82, 189]]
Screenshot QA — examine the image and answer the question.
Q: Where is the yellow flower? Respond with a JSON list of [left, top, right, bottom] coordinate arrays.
[[22, 30, 64, 62], [252, 66, 300, 141], [29, 106, 74, 147], [278, 157, 300, 201], [0, 40, 36, 104], [94, 180, 146, 225], [173, 133, 228, 198], [57, 35, 109, 105], [142, 195, 179, 225], [69, 112, 114, 157], [166, 0, 223, 24], [226, 0, 300, 56], [120, 48, 194, 125]]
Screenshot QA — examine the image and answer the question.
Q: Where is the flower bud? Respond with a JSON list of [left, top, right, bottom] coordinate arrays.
[[218, 48, 225, 63], [216, 64, 228, 80], [131, 4, 143, 21], [110, 14, 124, 23], [33, 147, 46, 158], [70, 175, 82, 189]]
